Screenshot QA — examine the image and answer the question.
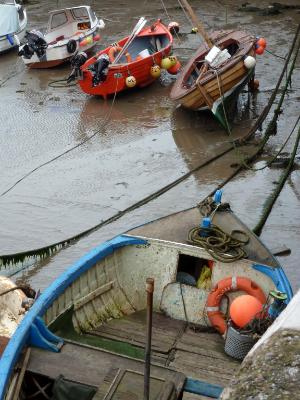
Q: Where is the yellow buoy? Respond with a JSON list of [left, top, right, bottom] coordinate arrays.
[[168, 55, 177, 67], [150, 65, 161, 78], [161, 57, 172, 70], [86, 36, 93, 44], [125, 75, 136, 88]]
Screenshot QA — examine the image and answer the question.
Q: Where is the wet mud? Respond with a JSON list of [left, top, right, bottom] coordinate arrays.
[[0, 1, 299, 291]]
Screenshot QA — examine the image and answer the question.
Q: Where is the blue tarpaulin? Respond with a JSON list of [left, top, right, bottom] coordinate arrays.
[[0, 5, 20, 36]]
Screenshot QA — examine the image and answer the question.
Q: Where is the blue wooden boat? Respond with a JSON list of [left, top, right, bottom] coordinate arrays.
[[0, 192, 292, 399]]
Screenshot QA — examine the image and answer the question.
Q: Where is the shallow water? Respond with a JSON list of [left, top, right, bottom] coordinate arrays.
[[0, 0, 299, 291]]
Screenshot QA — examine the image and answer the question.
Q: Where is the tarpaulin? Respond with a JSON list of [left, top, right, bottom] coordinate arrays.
[[0, 5, 20, 36]]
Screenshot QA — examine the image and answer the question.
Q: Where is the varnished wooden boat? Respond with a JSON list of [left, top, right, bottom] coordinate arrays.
[[0, 193, 292, 399], [77, 20, 173, 98], [170, 30, 256, 130]]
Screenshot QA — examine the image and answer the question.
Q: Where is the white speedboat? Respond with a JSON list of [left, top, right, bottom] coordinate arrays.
[[18, 6, 105, 68], [0, 1, 27, 53]]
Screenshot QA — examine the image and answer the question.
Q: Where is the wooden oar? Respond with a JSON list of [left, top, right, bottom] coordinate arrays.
[[180, 0, 213, 48], [113, 17, 147, 64]]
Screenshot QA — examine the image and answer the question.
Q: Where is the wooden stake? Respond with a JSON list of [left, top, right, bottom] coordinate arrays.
[[144, 278, 154, 400], [180, 0, 213, 48]]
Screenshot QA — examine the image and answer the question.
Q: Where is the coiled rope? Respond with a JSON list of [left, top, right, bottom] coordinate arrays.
[[188, 225, 249, 262]]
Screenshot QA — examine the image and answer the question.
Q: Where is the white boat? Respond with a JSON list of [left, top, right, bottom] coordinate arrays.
[[18, 6, 105, 68], [0, 1, 27, 53]]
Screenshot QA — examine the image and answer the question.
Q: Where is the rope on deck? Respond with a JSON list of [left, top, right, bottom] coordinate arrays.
[[1, 25, 299, 269]]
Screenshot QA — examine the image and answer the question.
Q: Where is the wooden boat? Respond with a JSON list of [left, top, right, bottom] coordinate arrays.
[[170, 29, 256, 130], [0, 192, 292, 399], [0, 1, 27, 54], [76, 19, 173, 98], [18, 6, 105, 68]]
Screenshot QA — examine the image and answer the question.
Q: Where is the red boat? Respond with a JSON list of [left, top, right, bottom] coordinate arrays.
[[73, 20, 173, 98]]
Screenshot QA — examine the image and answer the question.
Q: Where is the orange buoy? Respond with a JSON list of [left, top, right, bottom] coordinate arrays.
[[206, 276, 266, 335], [79, 39, 88, 47], [230, 295, 263, 328], [255, 46, 265, 55], [249, 78, 260, 91], [257, 37, 267, 48], [168, 60, 181, 75]]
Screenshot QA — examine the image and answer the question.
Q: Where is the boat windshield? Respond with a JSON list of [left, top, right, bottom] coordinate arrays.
[[71, 7, 89, 20]]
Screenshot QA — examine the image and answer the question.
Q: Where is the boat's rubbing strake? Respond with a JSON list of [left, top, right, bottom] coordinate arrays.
[[0, 235, 146, 400], [252, 263, 293, 302]]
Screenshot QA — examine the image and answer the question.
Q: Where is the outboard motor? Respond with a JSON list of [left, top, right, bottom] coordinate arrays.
[[67, 52, 88, 83], [92, 54, 110, 87], [18, 30, 48, 59]]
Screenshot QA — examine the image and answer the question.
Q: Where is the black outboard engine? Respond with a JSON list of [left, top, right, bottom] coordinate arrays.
[[92, 54, 110, 87], [67, 52, 88, 83], [18, 30, 48, 59]]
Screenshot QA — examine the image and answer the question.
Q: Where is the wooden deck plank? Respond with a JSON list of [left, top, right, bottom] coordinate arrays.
[[27, 341, 186, 395], [88, 310, 186, 358], [87, 311, 239, 388]]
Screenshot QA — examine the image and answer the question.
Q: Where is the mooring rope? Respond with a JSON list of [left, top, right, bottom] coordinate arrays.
[[1, 25, 299, 267], [48, 78, 77, 88], [253, 123, 300, 236], [238, 23, 300, 145]]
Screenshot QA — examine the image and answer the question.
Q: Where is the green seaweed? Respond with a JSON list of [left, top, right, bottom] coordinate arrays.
[[49, 307, 145, 360]]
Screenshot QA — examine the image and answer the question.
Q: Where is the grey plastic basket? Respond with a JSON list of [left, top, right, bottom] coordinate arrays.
[[224, 325, 256, 360]]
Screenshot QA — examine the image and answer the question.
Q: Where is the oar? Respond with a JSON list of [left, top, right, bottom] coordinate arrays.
[[113, 17, 147, 64]]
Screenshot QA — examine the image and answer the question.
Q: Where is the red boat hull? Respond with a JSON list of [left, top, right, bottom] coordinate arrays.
[[78, 21, 173, 98]]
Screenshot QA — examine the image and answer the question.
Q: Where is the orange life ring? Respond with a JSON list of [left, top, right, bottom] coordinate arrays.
[[108, 45, 132, 63], [206, 276, 266, 335]]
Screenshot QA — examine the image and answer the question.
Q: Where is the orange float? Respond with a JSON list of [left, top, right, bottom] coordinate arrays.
[[230, 294, 263, 328], [206, 276, 266, 335]]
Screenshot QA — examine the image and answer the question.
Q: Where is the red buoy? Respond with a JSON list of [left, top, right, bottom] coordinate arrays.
[[168, 60, 181, 75], [255, 46, 265, 55], [257, 37, 267, 48], [230, 295, 263, 328]]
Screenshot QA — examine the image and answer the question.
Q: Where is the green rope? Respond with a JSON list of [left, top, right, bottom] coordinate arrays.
[[253, 123, 300, 236], [188, 225, 249, 262]]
